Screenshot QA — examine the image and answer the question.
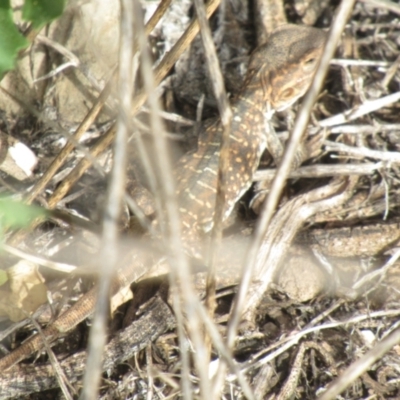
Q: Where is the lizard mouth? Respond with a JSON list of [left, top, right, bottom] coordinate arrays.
[[264, 102, 275, 117], [271, 92, 302, 112], [275, 95, 302, 111]]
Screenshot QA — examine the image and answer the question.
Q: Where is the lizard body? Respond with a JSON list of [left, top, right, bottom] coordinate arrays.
[[176, 24, 327, 233], [0, 24, 327, 371]]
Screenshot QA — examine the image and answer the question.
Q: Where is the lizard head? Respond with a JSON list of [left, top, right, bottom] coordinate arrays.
[[244, 24, 327, 111]]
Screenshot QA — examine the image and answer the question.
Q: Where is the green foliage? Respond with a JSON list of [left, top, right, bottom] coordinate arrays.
[[22, 0, 65, 29], [0, 1, 29, 74], [0, 270, 8, 286], [0, 197, 47, 229], [0, 198, 48, 287], [0, 198, 47, 288], [0, 0, 65, 76]]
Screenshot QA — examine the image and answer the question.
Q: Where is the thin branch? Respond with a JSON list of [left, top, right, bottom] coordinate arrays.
[[80, 0, 134, 398], [324, 140, 400, 162], [329, 123, 400, 134], [318, 325, 400, 399], [358, 0, 400, 15], [131, 1, 206, 398], [30, 317, 75, 400], [227, 0, 357, 348], [2, 244, 80, 273], [193, 0, 232, 369], [319, 91, 400, 128], [330, 58, 391, 67], [253, 162, 382, 181], [245, 308, 400, 374]]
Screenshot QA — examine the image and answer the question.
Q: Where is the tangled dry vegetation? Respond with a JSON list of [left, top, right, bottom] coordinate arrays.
[[1, 0, 400, 399]]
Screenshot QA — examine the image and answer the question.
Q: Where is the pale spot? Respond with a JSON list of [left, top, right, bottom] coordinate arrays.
[[188, 211, 198, 220], [188, 191, 204, 206], [230, 134, 241, 143], [205, 167, 218, 175], [234, 115, 242, 122], [197, 180, 217, 192], [194, 197, 205, 206]]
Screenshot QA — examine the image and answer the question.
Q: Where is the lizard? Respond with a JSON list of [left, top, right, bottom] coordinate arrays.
[[0, 24, 327, 372], [174, 24, 327, 236]]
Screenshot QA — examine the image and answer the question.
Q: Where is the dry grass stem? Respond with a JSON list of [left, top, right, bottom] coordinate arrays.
[[254, 162, 383, 180], [193, 0, 233, 359], [226, 0, 357, 352]]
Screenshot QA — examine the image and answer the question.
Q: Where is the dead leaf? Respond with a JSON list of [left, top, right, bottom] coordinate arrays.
[[0, 260, 47, 322]]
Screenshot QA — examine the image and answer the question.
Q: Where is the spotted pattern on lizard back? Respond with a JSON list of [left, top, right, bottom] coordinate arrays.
[[175, 24, 327, 237]]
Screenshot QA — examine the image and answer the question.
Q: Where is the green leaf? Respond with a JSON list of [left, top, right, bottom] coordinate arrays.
[[0, 270, 8, 287], [0, 0, 29, 76], [22, 0, 65, 29], [0, 198, 47, 229]]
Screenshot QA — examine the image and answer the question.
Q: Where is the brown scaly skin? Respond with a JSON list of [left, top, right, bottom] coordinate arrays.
[[0, 24, 326, 371], [176, 24, 327, 233]]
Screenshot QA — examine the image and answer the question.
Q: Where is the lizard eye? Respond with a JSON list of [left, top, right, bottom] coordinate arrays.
[[281, 88, 295, 99], [304, 57, 317, 71]]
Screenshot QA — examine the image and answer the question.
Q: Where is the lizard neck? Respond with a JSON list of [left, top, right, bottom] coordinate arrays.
[[228, 87, 267, 137], [232, 87, 267, 116]]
